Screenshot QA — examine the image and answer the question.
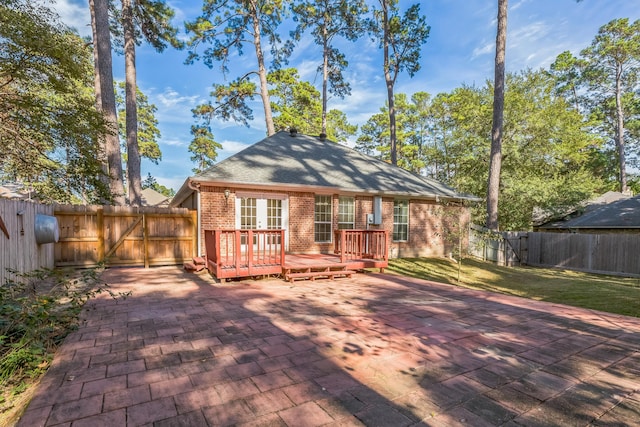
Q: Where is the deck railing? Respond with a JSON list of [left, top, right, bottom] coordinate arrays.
[[204, 229, 285, 280], [334, 229, 389, 262]]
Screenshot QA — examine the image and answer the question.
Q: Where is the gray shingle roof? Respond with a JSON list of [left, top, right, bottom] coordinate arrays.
[[140, 188, 170, 207], [540, 195, 640, 229], [174, 131, 477, 204]]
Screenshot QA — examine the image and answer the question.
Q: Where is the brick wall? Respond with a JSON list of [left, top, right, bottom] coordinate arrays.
[[193, 185, 469, 258]]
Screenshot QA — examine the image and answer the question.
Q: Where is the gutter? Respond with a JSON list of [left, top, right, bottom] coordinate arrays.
[[184, 179, 480, 204]]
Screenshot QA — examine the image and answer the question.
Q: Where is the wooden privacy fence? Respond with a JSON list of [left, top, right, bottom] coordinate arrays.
[[527, 232, 640, 277], [0, 199, 55, 285], [469, 226, 640, 277], [468, 225, 526, 267], [54, 205, 197, 268]]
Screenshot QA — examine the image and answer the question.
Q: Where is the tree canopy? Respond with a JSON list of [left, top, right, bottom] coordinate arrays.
[[115, 82, 162, 165], [356, 70, 607, 230], [6, 0, 640, 228], [369, 0, 429, 166], [268, 68, 357, 142], [1, 0, 109, 203], [289, 0, 368, 135], [186, 0, 289, 136]]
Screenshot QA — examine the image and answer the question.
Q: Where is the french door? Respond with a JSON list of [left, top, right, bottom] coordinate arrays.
[[235, 194, 288, 250]]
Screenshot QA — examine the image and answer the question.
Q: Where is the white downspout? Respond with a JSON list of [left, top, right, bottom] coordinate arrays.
[[196, 191, 201, 256]]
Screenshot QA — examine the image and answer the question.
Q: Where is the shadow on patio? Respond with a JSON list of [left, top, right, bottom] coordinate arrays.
[[17, 267, 640, 426]]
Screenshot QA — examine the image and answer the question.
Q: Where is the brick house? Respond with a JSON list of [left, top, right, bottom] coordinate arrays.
[[171, 131, 477, 279]]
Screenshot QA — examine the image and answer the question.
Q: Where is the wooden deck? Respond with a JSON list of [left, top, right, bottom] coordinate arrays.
[[282, 254, 386, 282], [284, 253, 387, 271], [203, 229, 388, 282]]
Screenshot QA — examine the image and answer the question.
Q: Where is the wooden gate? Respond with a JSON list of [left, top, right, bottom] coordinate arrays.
[[54, 205, 197, 268]]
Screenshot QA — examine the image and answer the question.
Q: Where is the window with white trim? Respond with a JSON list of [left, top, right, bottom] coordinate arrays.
[[338, 196, 355, 229], [393, 200, 409, 241], [267, 199, 282, 229], [314, 195, 332, 242], [240, 197, 257, 229]]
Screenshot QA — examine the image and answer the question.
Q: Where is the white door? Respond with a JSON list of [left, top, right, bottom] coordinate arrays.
[[236, 194, 288, 250]]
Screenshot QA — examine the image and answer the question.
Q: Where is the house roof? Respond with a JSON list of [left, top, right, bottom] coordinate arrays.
[[140, 188, 170, 207], [539, 194, 640, 229], [0, 183, 36, 201], [172, 131, 478, 205], [532, 190, 632, 226]]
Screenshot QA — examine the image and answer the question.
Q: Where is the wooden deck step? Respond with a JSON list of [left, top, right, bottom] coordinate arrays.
[[285, 270, 357, 283], [184, 261, 205, 272], [283, 262, 357, 282]]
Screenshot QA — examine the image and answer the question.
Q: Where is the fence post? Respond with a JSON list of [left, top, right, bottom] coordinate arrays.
[[143, 213, 150, 268], [191, 210, 198, 258], [97, 207, 105, 262]]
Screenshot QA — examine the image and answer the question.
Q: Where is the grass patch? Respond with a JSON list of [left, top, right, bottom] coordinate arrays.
[[0, 267, 130, 425], [387, 257, 640, 318]]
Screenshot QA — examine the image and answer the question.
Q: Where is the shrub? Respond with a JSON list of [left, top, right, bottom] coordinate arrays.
[[0, 266, 130, 416]]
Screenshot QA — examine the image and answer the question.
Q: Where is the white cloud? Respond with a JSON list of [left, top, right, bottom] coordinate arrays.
[[51, 0, 92, 38], [156, 176, 186, 192], [296, 60, 321, 83], [511, 0, 531, 12], [161, 138, 187, 147], [509, 21, 550, 49], [156, 87, 201, 109], [221, 139, 251, 155], [141, 86, 204, 127], [471, 42, 495, 59]]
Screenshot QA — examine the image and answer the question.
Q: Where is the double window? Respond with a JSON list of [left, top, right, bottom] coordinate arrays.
[[314, 195, 332, 242], [393, 200, 409, 241]]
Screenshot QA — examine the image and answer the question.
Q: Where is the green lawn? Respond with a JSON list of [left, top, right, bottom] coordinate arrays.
[[387, 257, 640, 318]]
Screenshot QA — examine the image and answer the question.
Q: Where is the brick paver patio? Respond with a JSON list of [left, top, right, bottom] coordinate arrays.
[[17, 266, 640, 426]]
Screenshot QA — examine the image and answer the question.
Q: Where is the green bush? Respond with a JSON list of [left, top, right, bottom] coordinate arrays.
[[0, 266, 130, 408]]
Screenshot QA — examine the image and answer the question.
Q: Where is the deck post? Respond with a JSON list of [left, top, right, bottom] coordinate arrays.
[[247, 230, 253, 275], [214, 230, 222, 278], [280, 229, 286, 266], [340, 230, 346, 263], [235, 230, 241, 277]]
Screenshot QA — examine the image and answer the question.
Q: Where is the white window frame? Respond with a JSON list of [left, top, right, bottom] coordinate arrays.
[[393, 199, 409, 242], [338, 196, 355, 230], [314, 195, 333, 243]]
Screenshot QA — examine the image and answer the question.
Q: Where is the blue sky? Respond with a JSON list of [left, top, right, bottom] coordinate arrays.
[[55, 0, 640, 192]]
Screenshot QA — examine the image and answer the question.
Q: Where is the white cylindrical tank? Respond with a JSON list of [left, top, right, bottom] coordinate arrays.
[[34, 214, 59, 244]]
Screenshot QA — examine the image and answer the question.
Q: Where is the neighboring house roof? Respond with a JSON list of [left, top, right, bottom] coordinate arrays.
[[539, 195, 640, 229], [584, 191, 632, 211], [141, 188, 170, 207], [0, 183, 37, 201], [172, 131, 478, 205], [532, 191, 632, 226]]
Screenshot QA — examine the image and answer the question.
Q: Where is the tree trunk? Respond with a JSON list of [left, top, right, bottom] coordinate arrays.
[[250, 3, 275, 136], [90, 0, 126, 205], [381, 0, 397, 165], [486, 0, 508, 231], [89, 0, 110, 195], [321, 26, 329, 136], [123, 0, 142, 206], [615, 63, 627, 193]]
